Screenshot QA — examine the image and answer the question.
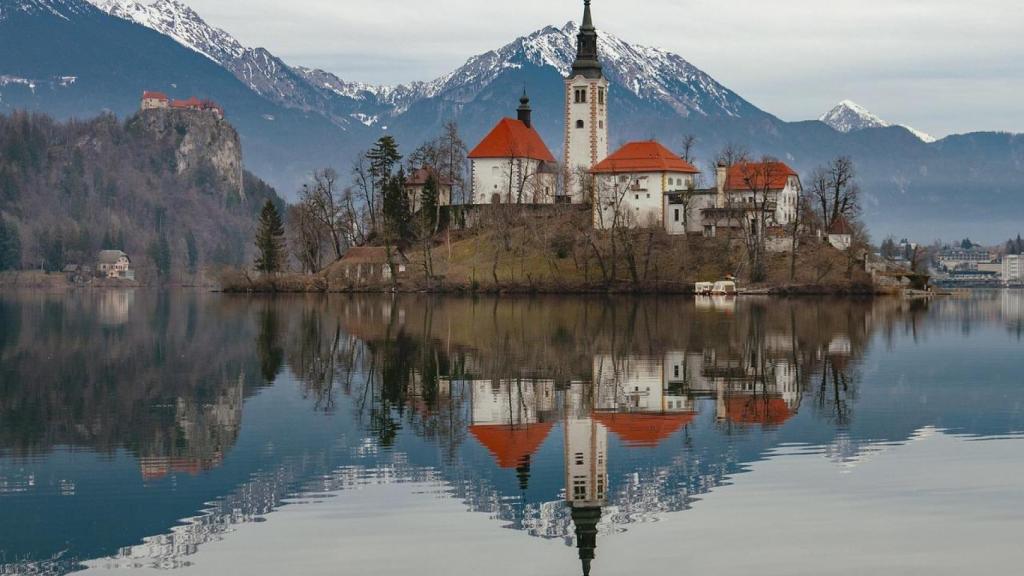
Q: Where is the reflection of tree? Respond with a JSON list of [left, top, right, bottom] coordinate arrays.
[[814, 356, 858, 427], [256, 304, 284, 383]]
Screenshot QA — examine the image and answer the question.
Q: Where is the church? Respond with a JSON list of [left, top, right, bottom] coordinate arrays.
[[467, 0, 803, 240]]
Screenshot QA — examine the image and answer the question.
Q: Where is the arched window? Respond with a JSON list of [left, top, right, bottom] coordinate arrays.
[[576, 120, 584, 129]]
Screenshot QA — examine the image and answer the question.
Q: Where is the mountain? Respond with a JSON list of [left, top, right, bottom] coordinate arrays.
[[0, 0, 373, 194], [5, 0, 1023, 241], [821, 100, 936, 143]]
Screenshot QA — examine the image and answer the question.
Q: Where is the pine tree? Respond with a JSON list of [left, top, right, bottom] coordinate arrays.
[[254, 200, 286, 273], [367, 136, 402, 191], [0, 218, 22, 271], [185, 229, 199, 274], [148, 234, 172, 278], [383, 170, 412, 243], [420, 174, 439, 234]]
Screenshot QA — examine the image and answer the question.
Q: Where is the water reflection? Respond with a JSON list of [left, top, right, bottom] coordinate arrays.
[[1, 292, 1022, 575]]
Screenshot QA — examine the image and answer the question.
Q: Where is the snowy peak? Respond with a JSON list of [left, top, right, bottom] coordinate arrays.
[[89, 0, 243, 64], [821, 100, 936, 143], [1, 0, 94, 21], [820, 100, 890, 132]]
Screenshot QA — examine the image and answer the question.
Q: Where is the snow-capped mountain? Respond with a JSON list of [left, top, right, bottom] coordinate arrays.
[[87, 0, 763, 127], [821, 100, 936, 143]]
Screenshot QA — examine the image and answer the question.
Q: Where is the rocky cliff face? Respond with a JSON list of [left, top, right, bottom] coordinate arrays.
[[131, 108, 244, 200]]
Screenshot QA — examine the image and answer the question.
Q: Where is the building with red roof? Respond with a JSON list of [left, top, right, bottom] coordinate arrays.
[[140, 90, 169, 110], [590, 141, 702, 230], [404, 166, 452, 212], [697, 160, 803, 240], [469, 92, 560, 205], [725, 395, 794, 426], [828, 215, 854, 251]]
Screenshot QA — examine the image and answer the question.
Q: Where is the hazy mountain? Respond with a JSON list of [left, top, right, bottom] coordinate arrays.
[[821, 100, 936, 144]]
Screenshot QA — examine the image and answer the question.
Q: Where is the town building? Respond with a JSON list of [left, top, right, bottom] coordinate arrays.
[[590, 141, 700, 230], [96, 250, 134, 280], [564, 0, 609, 203], [937, 246, 995, 271], [468, 92, 559, 204], [403, 167, 452, 213], [1004, 254, 1024, 285]]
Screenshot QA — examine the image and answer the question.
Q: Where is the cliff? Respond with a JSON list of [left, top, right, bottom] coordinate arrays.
[[129, 108, 245, 202], [0, 110, 283, 280]]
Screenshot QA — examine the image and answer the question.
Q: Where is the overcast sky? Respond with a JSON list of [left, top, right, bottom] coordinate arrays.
[[187, 0, 1023, 137]]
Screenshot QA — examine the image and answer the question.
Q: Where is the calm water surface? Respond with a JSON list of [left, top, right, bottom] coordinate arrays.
[[1, 291, 1023, 575]]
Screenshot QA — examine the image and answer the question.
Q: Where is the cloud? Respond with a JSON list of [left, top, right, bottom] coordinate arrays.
[[185, 0, 1024, 136]]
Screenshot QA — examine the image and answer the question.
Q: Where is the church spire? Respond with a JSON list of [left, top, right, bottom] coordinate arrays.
[[571, 0, 602, 79]]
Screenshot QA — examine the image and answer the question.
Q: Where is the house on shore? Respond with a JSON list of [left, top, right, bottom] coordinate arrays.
[[97, 250, 134, 280], [334, 246, 408, 285]]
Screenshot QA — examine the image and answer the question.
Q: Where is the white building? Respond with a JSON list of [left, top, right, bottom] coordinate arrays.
[[563, 0, 609, 203], [96, 250, 134, 280], [468, 93, 559, 205], [590, 141, 701, 230], [701, 161, 802, 238], [828, 216, 854, 251], [1004, 254, 1024, 284]]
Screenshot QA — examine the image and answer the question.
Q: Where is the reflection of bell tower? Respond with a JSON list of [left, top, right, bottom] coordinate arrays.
[[564, 381, 608, 576]]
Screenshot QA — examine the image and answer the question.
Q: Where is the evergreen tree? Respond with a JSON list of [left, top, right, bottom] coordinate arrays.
[[254, 200, 286, 273], [383, 170, 412, 243], [367, 136, 402, 191], [148, 234, 172, 278], [185, 229, 199, 274], [0, 218, 22, 271], [420, 174, 439, 234]]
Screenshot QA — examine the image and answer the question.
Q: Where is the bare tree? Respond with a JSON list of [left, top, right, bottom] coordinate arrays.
[[730, 157, 784, 283], [351, 154, 380, 237], [713, 143, 750, 169], [680, 134, 697, 165], [286, 203, 328, 273], [810, 156, 861, 232]]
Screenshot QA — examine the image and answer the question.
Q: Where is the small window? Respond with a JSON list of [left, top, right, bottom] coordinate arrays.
[[674, 209, 680, 222], [598, 87, 605, 105], [576, 119, 584, 129], [635, 194, 639, 200], [599, 120, 604, 129]]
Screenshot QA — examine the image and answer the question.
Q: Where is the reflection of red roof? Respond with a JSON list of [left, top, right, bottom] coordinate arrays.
[[593, 411, 695, 447], [591, 141, 700, 175], [142, 91, 168, 101], [725, 162, 798, 191], [726, 396, 793, 426], [139, 454, 222, 481], [468, 118, 556, 162], [469, 422, 555, 468]]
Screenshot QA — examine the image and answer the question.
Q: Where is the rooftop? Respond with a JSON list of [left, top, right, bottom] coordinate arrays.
[[591, 141, 700, 175]]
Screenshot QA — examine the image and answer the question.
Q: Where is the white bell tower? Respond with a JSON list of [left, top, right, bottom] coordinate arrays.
[[564, 0, 608, 203]]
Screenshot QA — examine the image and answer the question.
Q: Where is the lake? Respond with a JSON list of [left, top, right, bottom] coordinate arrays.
[[1, 291, 1022, 575]]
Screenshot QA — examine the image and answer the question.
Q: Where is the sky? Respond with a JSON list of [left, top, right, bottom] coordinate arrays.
[[184, 0, 1024, 138]]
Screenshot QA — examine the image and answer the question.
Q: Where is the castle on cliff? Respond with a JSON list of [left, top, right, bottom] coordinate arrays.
[[140, 91, 224, 119]]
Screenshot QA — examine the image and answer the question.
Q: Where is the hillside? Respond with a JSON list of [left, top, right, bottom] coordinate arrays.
[[0, 109, 282, 280]]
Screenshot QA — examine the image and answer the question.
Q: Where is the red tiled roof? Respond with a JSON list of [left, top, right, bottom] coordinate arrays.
[[828, 216, 854, 235], [591, 141, 700, 174], [171, 97, 203, 109], [469, 422, 555, 468], [142, 91, 169, 101], [724, 161, 798, 192], [406, 167, 451, 187], [593, 411, 695, 447], [468, 118, 556, 163], [726, 395, 793, 426]]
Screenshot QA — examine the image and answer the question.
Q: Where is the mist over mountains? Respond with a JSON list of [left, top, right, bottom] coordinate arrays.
[[1, 0, 1022, 242]]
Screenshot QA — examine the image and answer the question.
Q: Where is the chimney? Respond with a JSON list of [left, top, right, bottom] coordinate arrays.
[[715, 161, 727, 208], [517, 89, 532, 129]]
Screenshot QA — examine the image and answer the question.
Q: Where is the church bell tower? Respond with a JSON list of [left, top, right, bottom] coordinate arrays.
[[564, 0, 609, 203]]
